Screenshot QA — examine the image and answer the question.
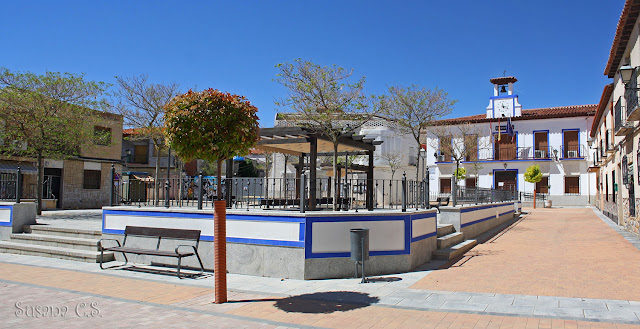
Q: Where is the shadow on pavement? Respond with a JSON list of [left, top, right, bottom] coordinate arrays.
[[365, 276, 402, 283], [274, 291, 379, 314], [120, 265, 211, 279]]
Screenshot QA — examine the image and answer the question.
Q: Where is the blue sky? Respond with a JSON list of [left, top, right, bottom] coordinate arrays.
[[0, 1, 622, 127]]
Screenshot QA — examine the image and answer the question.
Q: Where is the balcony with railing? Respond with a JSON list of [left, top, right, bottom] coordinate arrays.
[[560, 145, 585, 159], [626, 67, 640, 121], [615, 96, 634, 135]]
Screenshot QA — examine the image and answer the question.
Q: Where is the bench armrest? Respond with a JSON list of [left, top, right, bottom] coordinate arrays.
[[175, 244, 198, 255], [98, 239, 122, 249]]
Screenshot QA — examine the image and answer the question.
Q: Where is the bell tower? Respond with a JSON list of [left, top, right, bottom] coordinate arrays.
[[486, 76, 522, 118]]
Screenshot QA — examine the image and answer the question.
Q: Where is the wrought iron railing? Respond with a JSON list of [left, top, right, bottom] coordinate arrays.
[[625, 67, 639, 118], [615, 96, 629, 132], [111, 174, 519, 210]]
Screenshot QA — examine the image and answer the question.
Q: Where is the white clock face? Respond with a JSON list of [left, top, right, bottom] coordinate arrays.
[[494, 98, 513, 117]]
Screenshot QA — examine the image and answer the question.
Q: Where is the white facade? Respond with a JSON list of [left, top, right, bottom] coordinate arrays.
[[425, 78, 597, 206]]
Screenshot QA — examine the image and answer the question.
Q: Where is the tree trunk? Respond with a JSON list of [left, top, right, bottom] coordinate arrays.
[[533, 188, 536, 209], [452, 161, 459, 207], [416, 148, 421, 183], [333, 143, 339, 211], [36, 152, 43, 215], [154, 146, 160, 206]]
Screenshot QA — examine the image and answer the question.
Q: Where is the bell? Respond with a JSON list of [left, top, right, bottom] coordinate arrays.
[[500, 85, 508, 93]]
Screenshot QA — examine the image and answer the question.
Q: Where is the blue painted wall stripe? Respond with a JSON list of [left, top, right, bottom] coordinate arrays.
[[461, 210, 515, 228]]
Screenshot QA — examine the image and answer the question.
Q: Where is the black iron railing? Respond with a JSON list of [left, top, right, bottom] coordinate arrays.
[[111, 174, 519, 210]]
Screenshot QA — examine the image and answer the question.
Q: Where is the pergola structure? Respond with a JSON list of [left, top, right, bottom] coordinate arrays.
[[255, 126, 382, 211]]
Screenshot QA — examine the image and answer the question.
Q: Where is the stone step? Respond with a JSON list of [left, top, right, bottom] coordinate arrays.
[[432, 240, 478, 261], [437, 224, 455, 237], [23, 225, 102, 240], [437, 232, 464, 249], [0, 241, 114, 263], [10, 233, 100, 251]]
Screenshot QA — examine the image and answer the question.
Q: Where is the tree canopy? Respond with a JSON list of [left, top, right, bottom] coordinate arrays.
[[524, 164, 543, 184], [0, 68, 108, 214], [382, 84, 456, 180], [275, 59, 381, 209], [164, 88, 260, 164]]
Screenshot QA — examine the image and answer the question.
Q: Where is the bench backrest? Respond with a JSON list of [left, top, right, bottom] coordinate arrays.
[[124, 226, 201, 241], [436, 197, 450, 203]]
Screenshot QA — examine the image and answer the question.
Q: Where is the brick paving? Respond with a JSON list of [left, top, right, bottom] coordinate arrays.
[[1, 207, 640, 327], [411, 208, 640, 301], [0, 277, 637, 328]]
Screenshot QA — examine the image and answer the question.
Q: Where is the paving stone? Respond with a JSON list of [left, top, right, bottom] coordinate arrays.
[[558, 299, 608, 310], [468, 295, 515, 305], [484, 303, 534, 315], [583, 309, 640, 322], [395, 298, 444, 309], [375, 296, 403, 306], [439, 301, 488, 312], [533, 306, 584, 318], [387, 290, 431, 300], [425, 293, 472, 303]]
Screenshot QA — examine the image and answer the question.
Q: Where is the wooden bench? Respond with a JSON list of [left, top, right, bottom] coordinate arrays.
[[99, 226, 204, 279], [433, 196, 450, 210]]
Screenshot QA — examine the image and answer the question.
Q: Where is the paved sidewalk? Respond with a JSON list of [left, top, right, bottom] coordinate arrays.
[[1, 207, 640, 327], [413, 208, 640, 301], [0, 263, 637, 328]]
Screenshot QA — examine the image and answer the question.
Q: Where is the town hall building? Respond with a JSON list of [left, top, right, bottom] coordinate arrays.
[[425, 77, 597, 206]]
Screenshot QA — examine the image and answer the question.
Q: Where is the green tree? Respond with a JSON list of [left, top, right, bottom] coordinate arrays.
[[382, 84, 456, 181], [0, 68, 108, 214], [237, 159, 258, 177], [524, 164, 543, 208], [454, 167, 466, 181], [164, 88, 259, 304], [275, 59, 381, 210]]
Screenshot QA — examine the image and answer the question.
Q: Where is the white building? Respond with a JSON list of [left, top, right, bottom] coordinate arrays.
[[425, 77, 597, 206]]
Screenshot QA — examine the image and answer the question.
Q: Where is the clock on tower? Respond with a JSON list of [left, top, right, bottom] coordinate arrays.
[[486, 76, 522, 119], [493, 98, 513, 117]]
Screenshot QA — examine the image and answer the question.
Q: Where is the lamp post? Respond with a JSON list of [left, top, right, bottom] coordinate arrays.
[[419, 146, 428, 208]]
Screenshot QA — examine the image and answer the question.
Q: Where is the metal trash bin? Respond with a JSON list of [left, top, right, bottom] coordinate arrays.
[[350, 228, 370, 283]]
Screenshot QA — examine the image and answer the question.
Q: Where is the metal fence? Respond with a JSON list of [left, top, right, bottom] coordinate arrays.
[[111, 173, 519, 211], [0, 170, 38, 202]]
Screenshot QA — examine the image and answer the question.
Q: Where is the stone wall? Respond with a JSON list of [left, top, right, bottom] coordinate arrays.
[[620, 198, 640, 236], [62, 160, 120, 209]]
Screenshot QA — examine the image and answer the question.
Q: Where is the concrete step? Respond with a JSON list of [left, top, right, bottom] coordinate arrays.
[[437, 224, 456, 237], [432, 239, 478, 261], [437, 232, 464, 249], [10, 233, 100, 251], [0, 241, 114, 263], [23, 225, 102, 240]]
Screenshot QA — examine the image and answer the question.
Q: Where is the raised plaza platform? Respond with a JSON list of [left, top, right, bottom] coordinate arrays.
[[101, 201, 518, 279]]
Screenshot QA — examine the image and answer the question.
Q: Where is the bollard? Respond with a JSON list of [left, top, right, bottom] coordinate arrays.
[[401, 172, 407, 212], [300, 173, 306, 213], [164, 180, 170, 208], [197, 172, 204, 210], [350, 228, 370, 283], [109, 164, 115, 206], [15, 166, 21, 203]]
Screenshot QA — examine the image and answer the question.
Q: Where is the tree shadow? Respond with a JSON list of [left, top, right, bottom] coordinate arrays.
[[274, 291, 379, 314]]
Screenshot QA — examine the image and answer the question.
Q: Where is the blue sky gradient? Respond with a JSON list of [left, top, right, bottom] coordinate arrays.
[[0, 1, 623, 126]]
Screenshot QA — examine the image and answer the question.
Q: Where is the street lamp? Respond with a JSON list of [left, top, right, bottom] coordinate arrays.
[[619, 64, 636, 85]]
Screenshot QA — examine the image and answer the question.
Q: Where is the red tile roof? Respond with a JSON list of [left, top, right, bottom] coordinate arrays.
[[605, 0, 640, 78], [432, 104, 597, 126], [489, 77, 518, 85], [122, 128, 140, 135], [590, 84, 615, 138]]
